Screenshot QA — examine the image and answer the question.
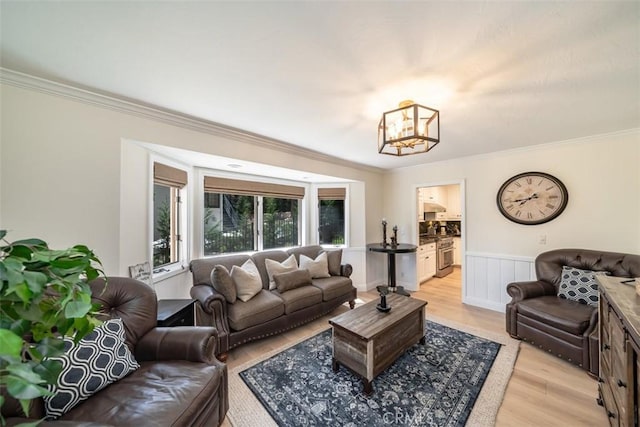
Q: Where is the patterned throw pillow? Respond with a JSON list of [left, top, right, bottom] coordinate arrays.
[[558, 266, 607, 307], [265, 255, 298, 290], [44, 318, 140, 419], [300, 252, 331, 279], [231, 259, 263, 302]]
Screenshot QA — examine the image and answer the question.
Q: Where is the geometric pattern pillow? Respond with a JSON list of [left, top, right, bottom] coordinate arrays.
[[43, 318, 140, 419], [557, 266, 606, 307]]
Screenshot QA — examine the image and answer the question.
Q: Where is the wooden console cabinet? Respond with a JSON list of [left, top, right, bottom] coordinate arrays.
[[597, 276, 640, 426]]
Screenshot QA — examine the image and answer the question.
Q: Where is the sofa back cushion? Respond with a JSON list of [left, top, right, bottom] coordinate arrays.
[[211, 265, 237, 304], [300, 252, 331, 278], [535, 249, 640, 290], [190, 254, 251, 287], [265, 254, 298, 290], [324, 249, 343, 276], [90, 277, 157, 352], [251, 250, 289, 289], [231, 259, 263, 302]]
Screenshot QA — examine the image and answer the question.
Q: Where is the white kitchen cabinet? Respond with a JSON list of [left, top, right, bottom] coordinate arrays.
[[453, 237, 461, 265], [421, 186, 447, 207], [417, 243, 437, 283], [445, 185, 462, 220]]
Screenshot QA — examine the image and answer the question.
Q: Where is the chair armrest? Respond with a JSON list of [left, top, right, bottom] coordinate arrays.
[[506, 280, 556, 303], [340, 263, 353, 278], [135, 326, 218, 363]]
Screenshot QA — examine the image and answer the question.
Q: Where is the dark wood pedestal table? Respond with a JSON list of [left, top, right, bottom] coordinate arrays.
[[367, 243, 418, 296]]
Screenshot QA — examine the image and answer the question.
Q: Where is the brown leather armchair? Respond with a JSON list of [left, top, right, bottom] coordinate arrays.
[[2, 277, 228, 426], [506, 249, 640, 375]]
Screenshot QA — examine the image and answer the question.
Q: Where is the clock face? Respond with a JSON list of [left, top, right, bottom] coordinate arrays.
[[497, 172, 568, 225]]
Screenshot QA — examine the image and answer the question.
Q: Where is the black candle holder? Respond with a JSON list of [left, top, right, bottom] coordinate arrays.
[[376, 287, 391, 313], [382, 220, 388, 247]]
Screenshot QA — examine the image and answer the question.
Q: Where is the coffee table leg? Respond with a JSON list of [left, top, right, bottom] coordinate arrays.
[[363, 380, 373, 396], [332, 358, 339, 372]]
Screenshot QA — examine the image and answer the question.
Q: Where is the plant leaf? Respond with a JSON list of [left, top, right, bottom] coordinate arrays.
[[35, 336, 66, 358], [23, 270, 48, 293], [7, 363, 47, 384], [0, 329, 24, 358], [64, 300, 92, 318], [33, 359, 63, 384], [5, 374, 49, 399]]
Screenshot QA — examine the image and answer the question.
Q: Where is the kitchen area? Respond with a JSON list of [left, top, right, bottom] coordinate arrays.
[[416, 184, 462, 284]]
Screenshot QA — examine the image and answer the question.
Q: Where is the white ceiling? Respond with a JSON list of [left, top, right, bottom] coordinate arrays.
[[1, 1, 639, 170]]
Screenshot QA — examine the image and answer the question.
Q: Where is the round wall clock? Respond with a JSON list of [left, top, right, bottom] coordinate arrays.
[[496, 172, 569, 225]]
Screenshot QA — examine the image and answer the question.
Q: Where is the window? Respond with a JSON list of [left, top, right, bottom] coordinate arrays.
[[203, 176, 304, 255], [153, 162, 187, 270], [318, 187, 346, 246]]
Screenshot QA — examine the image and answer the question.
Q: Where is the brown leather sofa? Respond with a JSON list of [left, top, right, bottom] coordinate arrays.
[[506, 249, 640, 375], [190, 245, 356, 360], [2, 277, 228, 426]]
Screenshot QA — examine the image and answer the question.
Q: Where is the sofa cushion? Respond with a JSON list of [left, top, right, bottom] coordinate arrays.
[[231, 259, 262, 302], [44, 318, 140, 420], [274, 285, 323, 314], [287, 245, 323, 265], [265, 254, 298, 290], [558, 266, 607, 307], [59, 360, 224, 426], [300, 252, 331, 279], [227, 290, 284, 331], [274, 268, 313, 293], [324, 249, 343, 276], [517, 296, 595, 335], [211, 265, 236, 304], [311, 276, 353, 302]]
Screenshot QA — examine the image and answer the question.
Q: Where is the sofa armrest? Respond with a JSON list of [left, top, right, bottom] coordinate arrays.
[[190, 284, 224, 314], [340, 263, 353, 278], [506, 280, 556, 303], [135, 326, 218, 363], [190, 285, 231, 355]]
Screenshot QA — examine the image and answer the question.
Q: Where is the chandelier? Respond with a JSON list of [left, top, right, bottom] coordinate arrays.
[[378, 100, 440, 156]]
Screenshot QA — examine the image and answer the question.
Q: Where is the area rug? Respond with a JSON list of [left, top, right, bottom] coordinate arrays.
[[228, 315, 519, 427]]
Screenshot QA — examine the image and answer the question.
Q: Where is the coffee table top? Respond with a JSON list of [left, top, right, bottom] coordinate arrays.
[[329, 293, 427, 340]]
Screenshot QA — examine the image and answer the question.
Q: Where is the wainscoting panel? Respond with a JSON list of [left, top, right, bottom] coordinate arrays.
[[464, 252, 535, 312]]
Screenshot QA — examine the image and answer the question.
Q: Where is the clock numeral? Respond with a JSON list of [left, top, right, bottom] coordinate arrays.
[[539, 210, 546, 217], [514, 181, 522, 188], [548, 195, 559, 199], [545, 186, 555, 191], [506, 204, 514, 211], [537, 179, 543, 186], [502, 198, 512, 203], [527, 212, 533, 219], [526, 178, 532, 185], [546, 203, 555, 209], [515, 210, 522, 217]]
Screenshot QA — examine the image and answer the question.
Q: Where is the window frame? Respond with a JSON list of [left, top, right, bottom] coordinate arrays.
[[150, 157, 190, 280], [315, 184, 349, 248], [197, 169, 308, 257]]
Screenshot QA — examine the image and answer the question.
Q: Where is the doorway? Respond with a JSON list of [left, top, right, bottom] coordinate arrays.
[[415, 181, 464, 301]]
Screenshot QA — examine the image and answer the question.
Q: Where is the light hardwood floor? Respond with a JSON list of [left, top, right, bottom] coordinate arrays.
[[222, 267, 608, 426]]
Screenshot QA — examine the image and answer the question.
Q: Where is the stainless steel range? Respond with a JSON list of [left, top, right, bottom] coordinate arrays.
[[435, 236, 454, 278]]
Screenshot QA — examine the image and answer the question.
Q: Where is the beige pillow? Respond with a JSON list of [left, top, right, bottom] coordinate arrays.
[[274, 269, 313, 293], [265, 255, 298, 290], [231, 259, 262, 302], [300, 252, 330, 279], [211, 265, 236, 304]]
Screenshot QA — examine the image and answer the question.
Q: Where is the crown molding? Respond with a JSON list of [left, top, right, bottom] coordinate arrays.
[[0, 67, 383, 174]]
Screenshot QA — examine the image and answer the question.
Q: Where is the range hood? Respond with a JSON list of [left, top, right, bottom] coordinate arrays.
[[423, 202, 446, 213]]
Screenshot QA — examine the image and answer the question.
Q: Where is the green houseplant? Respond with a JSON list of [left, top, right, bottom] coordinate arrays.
[[0, 230, 105, 419]]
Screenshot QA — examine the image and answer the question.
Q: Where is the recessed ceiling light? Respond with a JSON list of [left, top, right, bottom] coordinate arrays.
[[227, 164, 242, 169]]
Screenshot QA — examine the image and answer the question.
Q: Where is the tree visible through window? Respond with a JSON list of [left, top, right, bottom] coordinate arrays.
[[318, 187, 346, 246], [152, 162, 187, 269], [263, 197, 299, 249]]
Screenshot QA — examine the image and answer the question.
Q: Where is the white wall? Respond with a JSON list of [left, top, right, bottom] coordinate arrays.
[[0, 83, 384, 299], [384, 129, 640, 310]]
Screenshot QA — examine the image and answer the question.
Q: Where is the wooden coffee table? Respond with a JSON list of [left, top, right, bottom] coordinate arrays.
[[329, 293, 427, 395]]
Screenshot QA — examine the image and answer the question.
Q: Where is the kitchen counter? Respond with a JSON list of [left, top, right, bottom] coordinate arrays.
[[418, 234, 460, 245]]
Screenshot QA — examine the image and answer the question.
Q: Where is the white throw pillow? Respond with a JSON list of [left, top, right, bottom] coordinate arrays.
[[265, 255, 298, 290], [300, 252, 331, 279], [231, 259, 263, 302]]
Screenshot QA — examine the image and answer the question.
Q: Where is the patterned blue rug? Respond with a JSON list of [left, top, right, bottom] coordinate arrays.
[[239, 320, 501, 426]]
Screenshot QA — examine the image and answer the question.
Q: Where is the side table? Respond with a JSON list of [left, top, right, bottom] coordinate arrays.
[[367, 243, 418, 296], [157, 299, 195, 327]]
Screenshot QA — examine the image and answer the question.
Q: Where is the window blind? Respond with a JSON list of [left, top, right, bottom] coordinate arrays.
[[318, 187, 346, 200], [204, 176, 305, 199], [154, 162, 188, 188]]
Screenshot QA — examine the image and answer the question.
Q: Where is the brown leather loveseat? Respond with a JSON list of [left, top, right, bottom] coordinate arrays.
[[506, 249, 640, 375], [2, 277, 228, 426]]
